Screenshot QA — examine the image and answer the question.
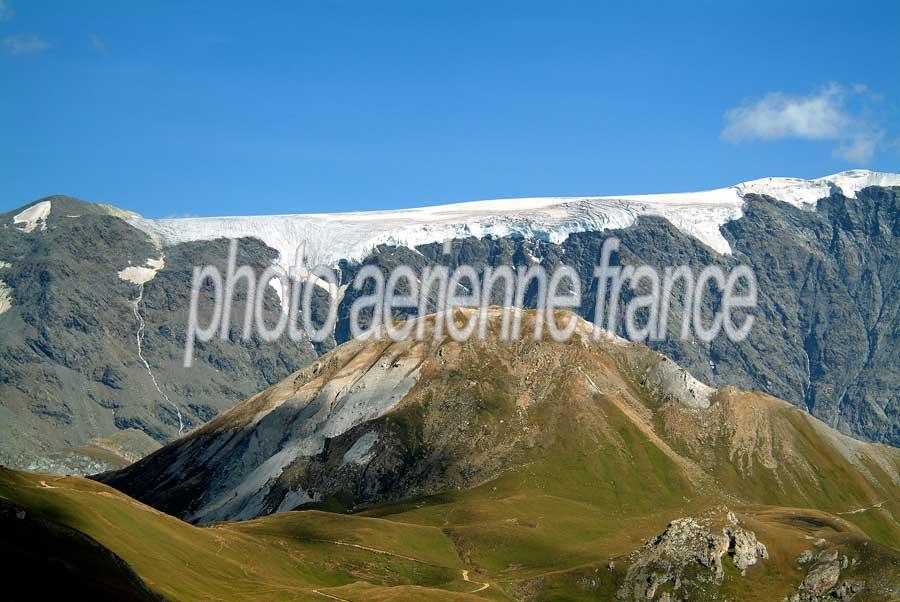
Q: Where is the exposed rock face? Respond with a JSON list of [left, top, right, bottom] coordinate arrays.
[[97, 327, 430, 522], [617, 518, 729, 600], [617, 513, 768, 601], [834, 581, 866, 600], [801, 559, 841, 595], [0, 198, 317, 472], [727, 525, 769, 573], [798, 549, 817, 564], [335, 186, 900, 447], [2, 183, 900, 471], [789, 547, 869, 602]]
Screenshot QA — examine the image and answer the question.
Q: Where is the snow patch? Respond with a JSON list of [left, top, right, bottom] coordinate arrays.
[[0, 261, 13, 315], [738, 170, 900, 207], [0, 280, 12, 315], [13, 201, 51, 233], [118, 256, 165, 285]]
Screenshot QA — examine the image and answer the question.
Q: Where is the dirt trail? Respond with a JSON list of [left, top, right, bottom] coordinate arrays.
[[312, 590, 353, 602], [314, 539, 426, 564], [462, 569, 490, 593], [837, 501, 884, 515]]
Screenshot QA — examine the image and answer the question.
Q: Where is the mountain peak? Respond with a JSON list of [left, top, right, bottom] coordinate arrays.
[[99, 309, 900, 528]]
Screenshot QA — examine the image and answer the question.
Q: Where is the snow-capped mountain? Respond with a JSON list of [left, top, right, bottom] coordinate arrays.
[[1, 170, 898, 475], [128, 170, 900, 261]]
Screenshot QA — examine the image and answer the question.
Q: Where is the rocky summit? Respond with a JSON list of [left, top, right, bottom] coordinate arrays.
[[97, 310, 900, 533]]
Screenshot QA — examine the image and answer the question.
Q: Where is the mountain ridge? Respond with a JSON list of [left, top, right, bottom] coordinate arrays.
[[123, 169, 900, 261], [1, 176, 899, 472], [98, 310, 900, 532]]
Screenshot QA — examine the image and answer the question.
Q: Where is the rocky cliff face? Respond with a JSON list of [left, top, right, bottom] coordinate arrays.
[[617, 510, 769, 601], [0, 197, 316, 472], [1, 180, 898, 471], [330, 186, 900, 447]]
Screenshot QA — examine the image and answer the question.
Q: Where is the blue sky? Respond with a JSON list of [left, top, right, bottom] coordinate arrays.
[[2, 0, 899, 217]]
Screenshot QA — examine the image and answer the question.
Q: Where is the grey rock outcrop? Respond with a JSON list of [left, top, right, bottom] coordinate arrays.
[[618, 516, 768, 601], [802, 560, 841, 595], [789, 547, 867, 602], [726, 526, 769, 574]]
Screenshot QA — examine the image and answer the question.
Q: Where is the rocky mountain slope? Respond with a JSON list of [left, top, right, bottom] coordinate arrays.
[[101, 310, 900, 525], [0, 197, 317, 473], [330, 181, 900, 448], [2, 170, 899, 471], [85, 310, 900, 599]]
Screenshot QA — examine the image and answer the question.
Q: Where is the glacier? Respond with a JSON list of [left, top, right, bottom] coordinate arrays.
[[126, 169, 900, 263]]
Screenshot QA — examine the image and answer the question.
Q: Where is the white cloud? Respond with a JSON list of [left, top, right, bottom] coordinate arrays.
[[722, 84, 886, 163], [3, 33, 50, 55], [836, 132, 884, 164], [0, 0, 13, 22]]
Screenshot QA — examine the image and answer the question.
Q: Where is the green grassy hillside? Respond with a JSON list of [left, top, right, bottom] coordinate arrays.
[[4, 461, 900, 601], [8, 312, 900, 600]]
